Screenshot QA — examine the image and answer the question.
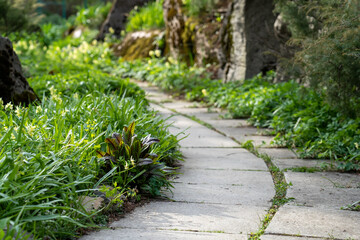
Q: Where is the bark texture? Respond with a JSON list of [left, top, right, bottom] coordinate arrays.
[[220, 0, 281, 82], [0, 36, 38, 105], [97, 0, 150, 40], [163, 0, 185, 59]]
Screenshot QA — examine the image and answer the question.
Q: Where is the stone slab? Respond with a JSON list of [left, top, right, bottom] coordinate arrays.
[[149, 103, 174, 114], [180, 147, 268, 171], [273, 158, 331, 171], [206, 118, 253, 128], [285, 172, 360, 189], [265, 205, 360, 239], [285, 172, 360, 209], [165, 115, 239, 148], [110, 201, 268, 234], [167, 182, 273, 207], [175, 169, 273, 187], [234, 135, 274, 147], [261, 235, 320, 240], [80, 229, 247, 240], [257, 148, 298, 159], [161, 101, 200, 110]]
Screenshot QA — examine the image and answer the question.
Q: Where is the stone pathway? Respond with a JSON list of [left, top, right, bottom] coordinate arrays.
[[81, 81, 360, 240]]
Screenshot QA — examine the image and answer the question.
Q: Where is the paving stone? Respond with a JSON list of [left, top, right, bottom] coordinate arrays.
[[175, 168, 273, 187], [167, 182, 274, 207], [265, 205, 360, 239], [165, 115, 239, 148], [149, 103, 175, 114], [261, 235, 321, 240], [161, 101, 199, 110], [257, 148, 298, 159], [273, 158, 331, 171], [284, 172, 360, 189], [180, 147, 268, 171], [234, 135, 274, 147], [192, 113, 252, 128], [110, 201, 268, 234], [80, 229, 247, 240], [285, 172, 360, 209]]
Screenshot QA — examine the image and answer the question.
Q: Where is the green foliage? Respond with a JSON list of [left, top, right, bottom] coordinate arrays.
[[274, 0, 360, 117], [126, 0, 165, 32], [183, 0, 218, 16], [75, 2, 112, 29], [97, 122, 173, 196], [1, 27, 180, 239], [0, 0, 42, 35]]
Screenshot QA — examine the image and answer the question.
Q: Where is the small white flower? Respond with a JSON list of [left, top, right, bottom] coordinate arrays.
[[15, 106, 22, 117], [124, 162, 129, 170], [26, 124, 36, 137], [36, 105, 42, 114], [5, 102, 13, 111], [130, 157, 135, 166], [154, 49, 161, 58]]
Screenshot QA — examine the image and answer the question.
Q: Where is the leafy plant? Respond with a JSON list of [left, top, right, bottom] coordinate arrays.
[[97, 122, 173, 196], [0, 0, 43, 35], [75, 2, 112, 29], [274, 0, 360, 117], [126, 0, 165, 32], [182, 0, 218, 16]]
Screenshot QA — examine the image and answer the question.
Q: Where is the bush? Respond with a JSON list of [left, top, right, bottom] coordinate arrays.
[[182, 0, 218, 16], [0, 0, 42, 35], [274, 0, 360, 117], [126, 0, 165, 32], [74, 2, 112, 29]]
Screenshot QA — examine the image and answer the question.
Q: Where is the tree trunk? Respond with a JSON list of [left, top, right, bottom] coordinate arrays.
[[0, 36, 38, 105], [97, 0, 151, 41]]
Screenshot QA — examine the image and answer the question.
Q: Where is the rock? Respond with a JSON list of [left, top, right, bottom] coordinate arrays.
[[113, 30, 163, 61], [164, 0, 230, 72], [0, 36, 38, 105], [78, 196, 104, 213], [97, 0, 151, 41], [220, 0, 281, 82], [163, 0, 185, 59]]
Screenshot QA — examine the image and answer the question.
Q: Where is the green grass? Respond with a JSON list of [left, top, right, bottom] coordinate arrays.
[[0, 31, 180, 239]]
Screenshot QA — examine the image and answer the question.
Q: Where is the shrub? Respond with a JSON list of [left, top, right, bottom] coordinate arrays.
[[274, 0, 360, 117], [126, 0, 165, 32], [0, 0, 43, 35], [74, 2, 112, 29], [182, 0, 218, 16]]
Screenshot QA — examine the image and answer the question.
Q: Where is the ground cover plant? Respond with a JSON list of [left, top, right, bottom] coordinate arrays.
[[114, 57, 360, 171], [125, 0, 165, 33], [0, 25, 180, 239]]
